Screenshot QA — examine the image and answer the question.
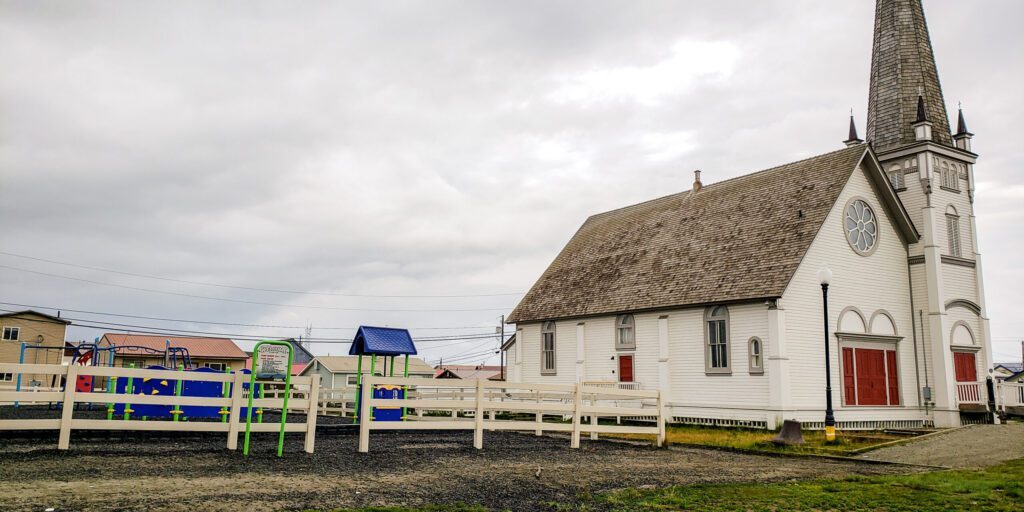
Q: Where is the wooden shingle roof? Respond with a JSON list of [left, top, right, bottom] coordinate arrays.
[[508, 145, 879, 324]]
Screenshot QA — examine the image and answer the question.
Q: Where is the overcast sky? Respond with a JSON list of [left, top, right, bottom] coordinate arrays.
[[1, 1, 1022, 367]]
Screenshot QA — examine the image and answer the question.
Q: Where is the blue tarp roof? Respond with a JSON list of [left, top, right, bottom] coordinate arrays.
[[348, 326, 418, 356]]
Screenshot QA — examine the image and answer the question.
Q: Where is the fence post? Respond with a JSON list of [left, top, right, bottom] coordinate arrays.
[[571, 382, 582, 448], [535, 390, 543, 436], [57, 365, 78, 450], [474, 380, 484, 449], [226, 371, 246, 450], [305, 374, 320, 453], [656, 390, 666, 448], [358, 376, 373, 453], [590, 392, 598, 441]]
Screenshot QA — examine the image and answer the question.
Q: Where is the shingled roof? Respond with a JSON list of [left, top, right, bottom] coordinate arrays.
[[508, 145, 891, 324], [866, 0, 953, 152]]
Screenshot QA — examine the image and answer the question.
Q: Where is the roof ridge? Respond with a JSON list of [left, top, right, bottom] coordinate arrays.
[[587, 145, 865, 222]]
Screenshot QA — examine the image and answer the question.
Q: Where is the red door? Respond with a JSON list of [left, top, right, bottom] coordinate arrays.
[[618, 355, 634, 383], [953, 352, 977, 382], [855, 349, 887, 406]]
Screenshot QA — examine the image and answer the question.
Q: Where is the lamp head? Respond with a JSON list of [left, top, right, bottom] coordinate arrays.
[[818, 267, 833, 286]]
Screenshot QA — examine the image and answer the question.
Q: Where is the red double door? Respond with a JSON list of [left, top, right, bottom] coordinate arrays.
[[842, 347, 899, 406], [618, 355, 634, 382]]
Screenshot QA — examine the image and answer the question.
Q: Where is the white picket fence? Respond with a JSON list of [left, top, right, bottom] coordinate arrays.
[[0, 363, 321, 452], [357, 376, 665, 452], [998, 382, 1024, 412]]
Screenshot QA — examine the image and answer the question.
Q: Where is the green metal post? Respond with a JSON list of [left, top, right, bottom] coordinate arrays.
[[402, 354, 410, 421], [172, 364, 184, 422], [221, 366, 231, 423], [354, 354, 363, 421], [368, 355, 376, 422], [389, 356, 395, 377], [106, 376, 117, 421], [123, 363, 135, 421], [243, 340, 293, 457], [258, 383, 265, 423]]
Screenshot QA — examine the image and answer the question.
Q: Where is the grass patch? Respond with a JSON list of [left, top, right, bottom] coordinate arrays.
[[588, 458, 1024, 511], [609, 424, 910, 456]]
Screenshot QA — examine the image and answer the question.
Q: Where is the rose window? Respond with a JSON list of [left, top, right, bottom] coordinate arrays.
[[844, 199, 877, 254]]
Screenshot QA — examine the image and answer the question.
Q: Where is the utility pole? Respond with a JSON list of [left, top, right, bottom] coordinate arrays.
[[500, 314, 505, 381]]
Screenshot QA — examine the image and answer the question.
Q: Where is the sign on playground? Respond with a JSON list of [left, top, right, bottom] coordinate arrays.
[[254, 344, 290, 380]]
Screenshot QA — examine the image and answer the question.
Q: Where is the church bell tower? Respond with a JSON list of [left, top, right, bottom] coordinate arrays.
[[864, 0, 991, 427]]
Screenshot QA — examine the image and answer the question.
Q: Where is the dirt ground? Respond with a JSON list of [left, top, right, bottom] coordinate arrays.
[[858, 423, 1024, 468], [0, 427, 920, 512]]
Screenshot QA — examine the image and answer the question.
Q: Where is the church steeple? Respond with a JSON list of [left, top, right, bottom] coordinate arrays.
[[865, 0, 953, 151]]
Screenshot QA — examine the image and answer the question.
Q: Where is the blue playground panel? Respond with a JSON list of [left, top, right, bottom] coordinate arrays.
[[112, 366, 256, 419], [372, 384, 405, 421]]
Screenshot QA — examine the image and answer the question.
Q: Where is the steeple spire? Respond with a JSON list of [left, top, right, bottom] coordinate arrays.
[[865, 0, 953, 151], [844, 111, 863, 147], [955, 104, 970, 136]]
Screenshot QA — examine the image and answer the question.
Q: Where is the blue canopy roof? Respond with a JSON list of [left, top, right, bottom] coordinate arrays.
[[348, 326, 418, 356]]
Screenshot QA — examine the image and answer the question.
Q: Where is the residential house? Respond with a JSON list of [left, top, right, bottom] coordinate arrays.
[[0, 310, 70, 389], [435, 365, 504, 381], [300, 355, 434, 390], [98, 334, 248, 371]]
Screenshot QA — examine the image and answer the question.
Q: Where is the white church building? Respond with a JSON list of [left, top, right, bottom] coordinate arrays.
[[503, 0, 993, 429]]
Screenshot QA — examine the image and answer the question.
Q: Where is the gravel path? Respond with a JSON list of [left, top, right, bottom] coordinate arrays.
[[0, 429, 918, 511], [858, 423, 1024, 468]]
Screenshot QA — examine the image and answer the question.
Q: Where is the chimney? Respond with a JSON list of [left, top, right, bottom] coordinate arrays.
[[692, 170, 702, 192]]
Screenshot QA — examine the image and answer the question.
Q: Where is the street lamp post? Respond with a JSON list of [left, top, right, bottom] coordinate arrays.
[[818, 267, 836, 442]]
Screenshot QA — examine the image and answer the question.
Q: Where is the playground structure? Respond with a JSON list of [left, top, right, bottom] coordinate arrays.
[[349, 326, 419, 423], [15, 338, 195, 401]]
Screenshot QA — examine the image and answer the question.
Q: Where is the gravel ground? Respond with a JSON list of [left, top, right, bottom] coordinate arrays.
[[858, 423, 1024, 468], [0, 426, 919, 512]]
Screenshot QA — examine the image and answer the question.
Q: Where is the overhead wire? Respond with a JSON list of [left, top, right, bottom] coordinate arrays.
[[0, 266, 512, 313], [0, 251, 524, 298]]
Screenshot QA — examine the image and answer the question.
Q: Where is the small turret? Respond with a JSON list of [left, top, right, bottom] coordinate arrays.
[[911, 94, 934, 142], [953, 104, 974, 152], [844, 111, 863, 147]]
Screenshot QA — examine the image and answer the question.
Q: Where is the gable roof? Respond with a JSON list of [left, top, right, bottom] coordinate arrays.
[[434, 365, 503, 380], [301, 355, 434, 375], [101, 334, 247, 360], [348, 326, 417, 356], [0, 310, 71, 325], [508, 145, 916, 323]]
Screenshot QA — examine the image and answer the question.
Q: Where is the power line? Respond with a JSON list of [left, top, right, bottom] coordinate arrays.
[[0, 251, 524, 298], [0, 309, 504, 346], [0, 265, 513, 313], [0, 300, 499, 331]]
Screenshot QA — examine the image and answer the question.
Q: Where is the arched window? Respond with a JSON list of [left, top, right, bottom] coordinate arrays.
[[888, 164, 905, 190], [946, 205, 962, 257], [705, 306, 730, 373], [540, 321, 557, 375], [748, 337, 764, 374], [616, 314, 635, 350]]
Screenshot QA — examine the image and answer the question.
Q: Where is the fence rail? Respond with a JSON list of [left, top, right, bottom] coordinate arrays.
[[0, 363, 320, 453], [956, 381, 984, 404], [357, 376, 664, 453], [998, 382, 1024, 412]]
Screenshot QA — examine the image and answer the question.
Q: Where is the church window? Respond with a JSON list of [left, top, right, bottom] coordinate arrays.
[[748, 337, 763, 374], [946, 205, 962, 257], [705, 306, 730, 373], [540, 321, 556, 375], [889, 170, 905, 190], [843, 198, 878, 255], [615, 314, 635, 350], [941, 162, 960, 191]]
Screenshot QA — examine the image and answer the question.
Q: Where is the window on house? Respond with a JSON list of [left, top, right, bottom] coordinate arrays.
[[541, 321, 557, 375], [120, 358, 146, 368], [0, 372, 13, 382], [748, 337, 763, 374], [347, 375, 359, 386], [940, 162, 960, 190], [841, 346, 900, 406], [705, 306, 730, 373], [204, 362, 226, 371], [946, 205, 962, 257], [616, 314, 635, 350], [2, 326, 20, 341]]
